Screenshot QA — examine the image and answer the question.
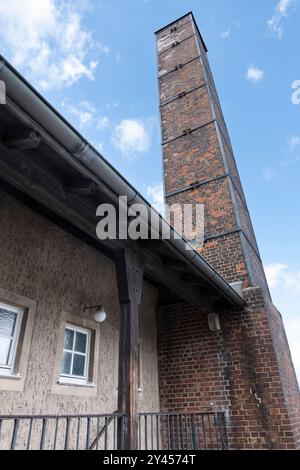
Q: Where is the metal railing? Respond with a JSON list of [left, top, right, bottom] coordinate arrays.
[[0, 411, 228, 450], [138, 412, 228, 450], [0, 413, 126, 450]]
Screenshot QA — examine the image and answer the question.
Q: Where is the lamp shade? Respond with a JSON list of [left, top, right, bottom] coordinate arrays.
[[94, 306, 107, 323]]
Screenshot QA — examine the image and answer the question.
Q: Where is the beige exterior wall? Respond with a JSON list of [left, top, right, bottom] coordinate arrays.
[[0, 189, 160, 416]]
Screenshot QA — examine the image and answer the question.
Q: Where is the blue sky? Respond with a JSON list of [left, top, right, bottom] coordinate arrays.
[[0, 0, 299, 382]]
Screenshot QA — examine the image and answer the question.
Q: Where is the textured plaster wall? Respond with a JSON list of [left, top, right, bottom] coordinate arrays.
[[0, 189, 160, 416]]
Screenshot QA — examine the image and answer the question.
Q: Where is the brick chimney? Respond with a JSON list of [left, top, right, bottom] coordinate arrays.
[[156, 13, 300, 450], [156, 12, 269, 295]]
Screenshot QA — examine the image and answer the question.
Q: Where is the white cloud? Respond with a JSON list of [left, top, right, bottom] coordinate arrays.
[[221, 21, 239, 39], [263, 167, 276, 182], [61, 99, 109, 130], [104, 100, 120, 111], [292, 80, 300, 105], [146, 182, 164, 214], [0, 0, 109, 89], [267, 0, 295, 38], [265, 263, 289, 288], [112, 119, 151, 159], [247, 66, 265, 83], [288, 135, 300, 150], [280, 136, 300, 165], [265, 263, 300, 296], [97, 116, 110, 129], [265, 262, 300, 384]]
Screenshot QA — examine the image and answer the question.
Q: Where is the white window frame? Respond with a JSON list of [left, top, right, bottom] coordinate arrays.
[[59, 324, 91, 385], [0, 302, 23, 376]]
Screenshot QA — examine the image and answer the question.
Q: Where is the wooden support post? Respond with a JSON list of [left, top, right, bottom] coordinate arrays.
[[116, 249, 144, 450]]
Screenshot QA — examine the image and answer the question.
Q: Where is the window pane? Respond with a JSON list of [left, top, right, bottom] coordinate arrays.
[[64, 329, 74, 350], [61, 351, 72, 375], [74, 332, 87, 353], [72, 354, 86, 377], [0, 337, 12, 366], [0, 310, 17, 337]]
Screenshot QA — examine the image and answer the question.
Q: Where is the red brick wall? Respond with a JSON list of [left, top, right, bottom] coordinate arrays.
[[157, 288, 300, 449], [157, 13, 269, 295]]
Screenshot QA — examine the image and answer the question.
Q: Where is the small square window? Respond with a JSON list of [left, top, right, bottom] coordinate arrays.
[[0, 302, 23, 376], [59, 324, 91, 385]]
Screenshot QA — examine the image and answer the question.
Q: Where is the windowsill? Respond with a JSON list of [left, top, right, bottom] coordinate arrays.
[[57, 378, 96, 388], [0, 372, 22, 381]]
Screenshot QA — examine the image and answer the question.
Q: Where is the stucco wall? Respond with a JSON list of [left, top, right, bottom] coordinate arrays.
[[0, 189, 160, 417]]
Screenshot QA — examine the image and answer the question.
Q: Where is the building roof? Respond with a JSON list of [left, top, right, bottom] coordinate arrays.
[[0, 54, 244, 309]]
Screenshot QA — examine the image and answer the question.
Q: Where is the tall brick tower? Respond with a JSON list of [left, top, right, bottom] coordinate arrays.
[[156, 12, 300, 449], [157, 12, 269, 295]]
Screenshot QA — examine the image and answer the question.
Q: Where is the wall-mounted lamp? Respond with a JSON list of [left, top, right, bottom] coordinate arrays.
[[207, 313, 221, 332], [83, 304, 107, 323]]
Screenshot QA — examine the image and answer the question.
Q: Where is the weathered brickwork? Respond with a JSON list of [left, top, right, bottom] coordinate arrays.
[[156, 12, 300, 450], [163, 123, 225, 195], [157, 288, 300, 449], [157, 12, 269, 294], [201, 232, 249, 287]]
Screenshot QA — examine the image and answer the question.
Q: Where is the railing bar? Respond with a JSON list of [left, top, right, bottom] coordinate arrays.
[[64, 417, 70, 451], [191, 415, 198, 450], [144, 415, 148, 451], [185, 415, 189, 450], [171, 415, 175, 450], [208, 414, 213, 450], [86, 417, 91, 450], [104, 417, 108, 451], [0, 419, 2, 450], [53, 418, 59, 450], [0, 411, 216, 419], [156, 415, 160, 451], [95, 417, 100, 451], [214, 413, 220, 450], [40, 418, 48, 451], [138, 414, 141, 450], [0, 413, 125, 420], [176, 414, 180, 450], [26, 418, 33, 451], [202, 414, 206, 450], [151, 415, 154, 450], [76, 418, 81, 450], [219, 413, 225, 450], [167, 414, 171, 449], [113, 416, 116, 450], [180, 415, 184, 450], [122, 415, 125, 451], [10, 418, 19, 450], [89, 413, 118, 450]]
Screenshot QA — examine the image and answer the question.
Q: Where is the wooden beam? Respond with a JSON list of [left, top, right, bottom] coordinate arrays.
[[115, 249, 144, 450], [63, 178, 98, 195], [0, 145, 127, 252], [2, 130, 42, 150], [163, 257, 188, 271], [181, 273, 206, 286], [145, 259, 212, 311], [140, 247, 213, 311]]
